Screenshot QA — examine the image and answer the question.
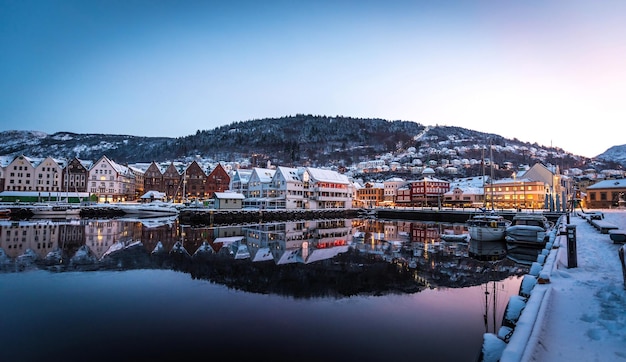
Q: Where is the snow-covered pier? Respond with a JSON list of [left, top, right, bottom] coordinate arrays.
[[481, 210, 626, 362]]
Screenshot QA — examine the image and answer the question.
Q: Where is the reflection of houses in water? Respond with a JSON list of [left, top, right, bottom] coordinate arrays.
[[84, 219, 136, 259], [301, 219, 350, 263], [440, 223, 468, 237], [179, 225, 208, 255], [410, 222, 441, 243], [174, 224, 243, 255], [270, 220, 309, 265], [240, 219, 351, 264], [208, 225, 244, 254], [140, 219, 178, 254], [383, 220, 412, 243], [213, 236, 248, 259], [0, 219, 61, 259], [58, 220, 86, 256]]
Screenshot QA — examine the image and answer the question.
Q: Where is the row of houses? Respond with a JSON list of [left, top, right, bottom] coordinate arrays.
[[0, 155, 230, 203], [1, 153, 623, 209], [352, 162, 568, 210], [0, 155, 356, 209]]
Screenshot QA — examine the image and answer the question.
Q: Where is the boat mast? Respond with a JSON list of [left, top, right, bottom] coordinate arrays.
[[482, 147, 487, 210], [489, 141, 495, 211], [65, 158, 69, 203]]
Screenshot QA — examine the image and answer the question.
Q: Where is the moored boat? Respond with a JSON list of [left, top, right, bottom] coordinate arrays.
[[467, 212, 511, 242], [505, 213, 554, 250], [29, 203, 81, 217], [118, 201, 180, 218]]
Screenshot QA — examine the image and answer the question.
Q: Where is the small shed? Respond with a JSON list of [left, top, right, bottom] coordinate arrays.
[[214, 192, 245, 209]]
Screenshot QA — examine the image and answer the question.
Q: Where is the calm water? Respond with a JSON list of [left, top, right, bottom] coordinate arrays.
[[0, 217, 527, 362]]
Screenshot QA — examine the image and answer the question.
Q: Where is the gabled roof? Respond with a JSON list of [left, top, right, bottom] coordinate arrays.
[[306, 167, 349, 184], [303, 245, 349, 264], [275, 166, 301, 182], [521, 163, 555, 184], [76, 158, 94, 169], [252, 167, 276, 183], [9, 155, 38, 167], [273, 248, 300, 265], [94, 155, 131, 175], [232, 169, 253, 182], [250, 247, 273, 262]]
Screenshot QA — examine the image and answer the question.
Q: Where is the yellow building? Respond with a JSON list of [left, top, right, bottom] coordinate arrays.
[[356, 182, 385, 208], [485, 178, 548, 210]]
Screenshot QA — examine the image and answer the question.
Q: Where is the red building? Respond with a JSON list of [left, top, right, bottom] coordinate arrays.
[[409, 177, 450, 207], [205, 163, 231, 198]]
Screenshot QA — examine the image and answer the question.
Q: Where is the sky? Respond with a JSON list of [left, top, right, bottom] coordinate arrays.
[[1, 0, 625, 158], [485, 210, 626, 361]]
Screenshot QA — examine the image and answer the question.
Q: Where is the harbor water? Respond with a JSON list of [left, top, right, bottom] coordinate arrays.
[[0, 216, 527, 362]]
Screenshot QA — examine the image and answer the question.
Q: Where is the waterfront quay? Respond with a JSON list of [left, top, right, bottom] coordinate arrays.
[[179, 207, 358, 225], [4, 202, 564, 225], [178, 207, 565, 225]]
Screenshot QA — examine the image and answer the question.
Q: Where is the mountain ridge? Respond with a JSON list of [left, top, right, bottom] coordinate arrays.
[[1, 115, 624, 171]]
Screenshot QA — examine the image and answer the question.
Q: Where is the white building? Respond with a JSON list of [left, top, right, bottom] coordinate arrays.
[[33, 156, 65, 193], [89, 155, 136, 202], [270, 166, 305, 209], [383, 177, 407, 204], [229, 169, 253, 195], [247, 167, 276, 198], [303, 167, 353, 209], [4, 155, 38, 192]]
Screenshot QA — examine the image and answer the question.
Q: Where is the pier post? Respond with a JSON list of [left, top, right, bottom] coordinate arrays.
[[566, 224, 577, 268], [617, 244, 626, 289]]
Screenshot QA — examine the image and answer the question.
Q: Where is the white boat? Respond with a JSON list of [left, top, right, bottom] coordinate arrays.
[[30, 203, 81, 217], [505, 213, 554, 249], [119, 201, 180, 218], [467, 212, 511, 242]]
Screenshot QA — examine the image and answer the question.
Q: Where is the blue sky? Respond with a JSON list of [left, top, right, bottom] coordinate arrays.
[[1, 0, 625, 158]]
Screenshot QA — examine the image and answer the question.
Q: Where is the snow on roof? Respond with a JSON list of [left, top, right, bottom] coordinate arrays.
[[253, 167, 276, 183], [213, 236, 245, 245], [587, 178, 626, 189], [250, 247, 273, 262], [274, 248, 300, 265], [0, 155, 12, 167], [214, 192, 245, 199], [445, 186, 482, 195], [276, 166, 301, 182], [306, 167, 349, 184], [304, 245, 349, 264]]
